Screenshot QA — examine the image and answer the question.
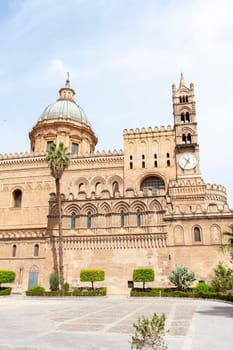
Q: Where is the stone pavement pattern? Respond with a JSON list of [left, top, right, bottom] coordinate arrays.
[[0, 296, 232, 350]]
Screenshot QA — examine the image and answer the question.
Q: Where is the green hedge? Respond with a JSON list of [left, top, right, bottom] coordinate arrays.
[[26, 287, 107, 297], [130, 288, 233, 302], [0, 287, 12, 296]]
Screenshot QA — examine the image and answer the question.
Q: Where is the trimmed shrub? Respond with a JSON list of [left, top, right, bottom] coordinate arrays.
[[49, 272, 59, 291], [133, 268, 155, 290], [26, 285, 45, 296], [169, 265, 196, 291], [0, 287, 12, 296], [193, 282, 213, 294], [0, 270, 16, 285], [64, 282, 69, 293], [80, 270, 105, 290]]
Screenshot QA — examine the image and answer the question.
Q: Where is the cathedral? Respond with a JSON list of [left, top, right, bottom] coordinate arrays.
[[0, 74, 232, 294]]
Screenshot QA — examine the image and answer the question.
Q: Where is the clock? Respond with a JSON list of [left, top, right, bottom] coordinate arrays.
[[179, 152, 197, 169]]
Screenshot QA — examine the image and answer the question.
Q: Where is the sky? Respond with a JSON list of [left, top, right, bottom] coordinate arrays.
[[0, 0, 233, 207]]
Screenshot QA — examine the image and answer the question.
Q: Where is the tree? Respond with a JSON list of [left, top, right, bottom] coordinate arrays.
[[131, 313, 168, 350], [169, 265, 196, 291], [47, 142, 70, 295], [0, 270, 16, 288], [80, 270, 105, 290], [133, 268, 155, 291], [220, 224, 233, 259], [49, 272, 59, 291], [211, 262, 233, 292]]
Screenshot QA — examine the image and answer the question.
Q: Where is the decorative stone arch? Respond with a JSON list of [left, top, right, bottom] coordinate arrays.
[[75, 177, 89, 193], [210, 224, 221, 244], [130, 200, 147, 213], [99, 202, 111, 214], [173, 225, 184, 245], [81, 203, 97, 215], [91, 176, 106, 186], [112, 201, 130, 214], [108, 175, 123, 197], [12, 187, 23, 208], [148, 199, 164, 225], [64, 204, 81, 215]]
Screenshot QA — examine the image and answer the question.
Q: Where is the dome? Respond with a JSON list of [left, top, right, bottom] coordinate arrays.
[[39, 100, 91, 127], [38, 75, 91, 127]]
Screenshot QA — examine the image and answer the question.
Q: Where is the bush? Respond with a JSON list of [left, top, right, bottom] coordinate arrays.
[[0, 287, 12, 296], [64, 282, 69, 293], [80, 270, 105, 290], [26, 285, 45, 296], [131, 313, 168, 350], [169, 265, 196, 291], [133, 268, 155, 290], [49, 272, 59, 291], [211, 262, 233, 292], [0, 270, 16, 285], [193, 282, 213, 294]]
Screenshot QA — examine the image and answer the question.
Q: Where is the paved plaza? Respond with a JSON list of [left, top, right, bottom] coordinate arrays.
[[0, 295, 232, 350]]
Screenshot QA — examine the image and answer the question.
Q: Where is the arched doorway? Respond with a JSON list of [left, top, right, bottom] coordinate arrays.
[[28, 265, 39, 290]]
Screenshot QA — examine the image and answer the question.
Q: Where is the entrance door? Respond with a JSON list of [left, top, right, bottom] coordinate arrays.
[[28, 265, 39, 290]]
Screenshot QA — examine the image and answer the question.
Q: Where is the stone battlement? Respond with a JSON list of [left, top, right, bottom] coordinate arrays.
[[123, 125, 173, 137]]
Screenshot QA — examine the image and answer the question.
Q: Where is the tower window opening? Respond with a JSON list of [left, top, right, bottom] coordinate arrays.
[[120, 210, 124, 227], [182, 134, 187, 144], [186, 112, 190, 122], [130, 162, 133, 169], [87, 211, 92, 229], [187, 133, 192, 144], [166, 153, 170, 158], [142, 161, 145, 168], [154, 161, 157, 167], [154, 154, 157, 159], [142, 154, 145, 160], [71, 212, 76, 229], [141, 176, 165, 192], [12, 244, 17, 257], [136, 209, 141, 227], [13, 189, 22, 208], [179, 96, 182, 103], [130, 155, 133, 160], [167, 160, 170, 167], [186, 96, 188, 102], [194, 227, 201, 242], [34, 244, 39, 257], [181, 113, 185, 123]]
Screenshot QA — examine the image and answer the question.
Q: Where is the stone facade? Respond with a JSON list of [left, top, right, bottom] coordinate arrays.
[[0, 74, 232, 294]]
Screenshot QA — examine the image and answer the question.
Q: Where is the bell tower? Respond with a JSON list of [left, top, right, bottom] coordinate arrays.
[[173, 74, 201, 178]]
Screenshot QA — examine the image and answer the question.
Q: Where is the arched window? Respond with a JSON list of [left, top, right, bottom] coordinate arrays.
[[87, 211, 91, 229], [181, 112, 185, 123], [95, 182, 101, 195], [141, 176, 165, 194], [12, 244, 17, 257], [13, 189, 22, 208], [136, 210, 141, 227], [71, 212, 76, 229], [79, 183, 84, 192], [34, 244, 39, 257], [120, 210, 124, 227], [112, 181, 119, 197], [182, 134, 187, 144], [187, 133, 192, 143], [167, 160, 170, 167], [194, 227, 201, 242], [186, 112, 190, 122], [71, 143, 79, 155]]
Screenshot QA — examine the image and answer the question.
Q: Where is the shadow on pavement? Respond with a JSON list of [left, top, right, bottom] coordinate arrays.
[[196, 305, 233, 318]]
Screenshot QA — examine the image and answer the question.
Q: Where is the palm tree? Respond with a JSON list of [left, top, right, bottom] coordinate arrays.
[[220, 224, 233, 259], [47, 143, 70, 295]]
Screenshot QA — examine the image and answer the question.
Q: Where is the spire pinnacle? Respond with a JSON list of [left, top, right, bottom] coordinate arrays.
[[179, 72, 186, 88], [65, 72, 70, 88]]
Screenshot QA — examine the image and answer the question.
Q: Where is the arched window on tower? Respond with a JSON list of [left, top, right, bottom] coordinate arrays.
[[120, 210, 124, 227], [186, 112, 190, 122], [71, 212, 76, 229], [87, 211, 91, 229], [34, 244, 39, 257], [136, 209, 141, 227], [182, 134, 187, 144], [181, 112, 185, 123], [12, 244, 17, 257], [112, 181, 119, 197], [13, 189, 22, 208], [194, 226, 201, 242], [141, 176, 165, 196], [187, 133, 192, 144]]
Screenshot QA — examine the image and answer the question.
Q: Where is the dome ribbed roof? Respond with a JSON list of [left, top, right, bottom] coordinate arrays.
[[38, 76, 91, 127]]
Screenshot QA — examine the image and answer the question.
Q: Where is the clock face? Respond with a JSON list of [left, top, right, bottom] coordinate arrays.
[[179, 152, 197, 169]]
